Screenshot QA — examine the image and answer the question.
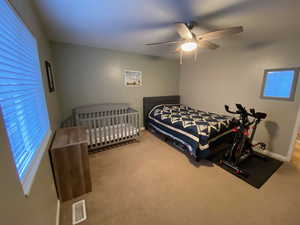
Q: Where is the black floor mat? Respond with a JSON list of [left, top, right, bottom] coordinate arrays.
[[208, 150, 283, 188]]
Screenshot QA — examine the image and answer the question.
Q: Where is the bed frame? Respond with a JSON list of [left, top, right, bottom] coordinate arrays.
[[70, 103, 140, 151], [143, 95, 180, 129]]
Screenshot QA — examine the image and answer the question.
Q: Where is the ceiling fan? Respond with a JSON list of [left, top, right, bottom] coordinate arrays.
[[145, 21, 243, 63]]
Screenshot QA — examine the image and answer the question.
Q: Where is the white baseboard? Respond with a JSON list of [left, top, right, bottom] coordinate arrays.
[[252, 140, 288, 162], [56, 200, 60, 225], [253, 148, 288, 162], [263, 150, 288, 162]]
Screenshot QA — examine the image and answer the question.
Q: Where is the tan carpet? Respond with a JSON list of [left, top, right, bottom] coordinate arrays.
[[60, 131, 300, 225]]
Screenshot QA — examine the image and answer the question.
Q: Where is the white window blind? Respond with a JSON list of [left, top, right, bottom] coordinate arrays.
[[0, 0, 51, 195]]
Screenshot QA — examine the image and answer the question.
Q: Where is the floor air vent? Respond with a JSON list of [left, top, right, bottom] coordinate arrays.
[[72, 200, 87, 224]]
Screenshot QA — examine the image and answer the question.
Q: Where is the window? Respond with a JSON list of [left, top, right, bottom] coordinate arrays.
[[261, 68, 299, 101], [0, 0, 51, 195]]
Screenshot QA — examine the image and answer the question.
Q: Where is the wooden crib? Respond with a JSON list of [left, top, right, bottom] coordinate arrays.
[[71, 103, 140, 151]]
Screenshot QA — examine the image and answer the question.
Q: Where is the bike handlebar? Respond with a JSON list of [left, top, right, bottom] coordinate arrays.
[[225, 104, 252, 116], [225, 105, 239, 114], [224, 104, 266, 120]]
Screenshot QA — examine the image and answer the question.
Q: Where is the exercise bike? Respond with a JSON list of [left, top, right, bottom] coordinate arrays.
[[219, 104, 267, 177]]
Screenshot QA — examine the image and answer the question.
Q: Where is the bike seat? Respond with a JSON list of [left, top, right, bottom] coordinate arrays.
[[255, 112, 267, 119]]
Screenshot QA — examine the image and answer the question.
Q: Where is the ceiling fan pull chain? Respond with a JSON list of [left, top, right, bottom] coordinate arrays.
[[194, 49, 198, 62]]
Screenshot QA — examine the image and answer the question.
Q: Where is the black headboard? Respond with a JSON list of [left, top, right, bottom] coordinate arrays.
[[143, 95, 180, 129]]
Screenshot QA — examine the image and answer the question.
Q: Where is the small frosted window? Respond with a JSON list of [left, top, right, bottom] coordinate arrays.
[[261, 69, 298, 101]]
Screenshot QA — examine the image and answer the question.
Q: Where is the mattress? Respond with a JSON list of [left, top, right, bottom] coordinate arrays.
[[86, 123, 139, 145], [148, 104, 233, 158]]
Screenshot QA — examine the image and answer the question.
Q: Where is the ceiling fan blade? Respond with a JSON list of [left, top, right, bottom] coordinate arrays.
[[198, 26, 243, 41], [175, 23, 193, 40], [145, 40, 181, 46], [197, 40, 219, 49]]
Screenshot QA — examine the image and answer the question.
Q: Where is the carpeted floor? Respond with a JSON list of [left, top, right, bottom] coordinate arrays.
[[60, 131, 300, 225]]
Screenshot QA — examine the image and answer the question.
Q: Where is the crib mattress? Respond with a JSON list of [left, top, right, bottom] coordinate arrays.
[[86, 123, 139, 145]]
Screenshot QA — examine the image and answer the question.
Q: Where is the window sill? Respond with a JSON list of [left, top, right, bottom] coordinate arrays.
[[21, 130, 52, 197]]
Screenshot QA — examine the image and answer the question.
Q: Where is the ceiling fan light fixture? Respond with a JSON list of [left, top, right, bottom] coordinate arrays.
[[181, 41, 197, 52]]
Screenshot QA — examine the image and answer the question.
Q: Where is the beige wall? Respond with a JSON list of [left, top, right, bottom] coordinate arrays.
[[0, 1, 61, 225], [51, 42, 180, 126], [180, 38, 300, 157]]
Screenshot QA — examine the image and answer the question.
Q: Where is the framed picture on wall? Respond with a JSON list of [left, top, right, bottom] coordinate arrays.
[[124, 70, 142, 87], [45, 60, 55, 92]]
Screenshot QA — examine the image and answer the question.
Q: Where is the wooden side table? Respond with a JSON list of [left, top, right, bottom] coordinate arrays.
[[50, 127, 92, 201]]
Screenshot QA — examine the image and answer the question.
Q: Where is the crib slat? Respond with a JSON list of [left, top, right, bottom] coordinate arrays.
[[129, 114, 132, 137], [137, 113, 140, 136], [132, 113, 135, 138], [83, 114, 88, 143], [110, 116, 113, 143], [93, 118, 97, 147], [90, 116, 94, 147], [118, 114, 121, 140], [132, 114, 135, 137], [120, 113, 124, 140], [116, 114, 118, 141], [103, 117, 107, 144], [107, 117, 111, 144], [120, 114, 125, 139], [134, 113, 137, 137], [116, 115, 119, 141], [88, 117, 93, 148], [91, 118, 95, 148], [114, 112, 117, 141], [87, 117, 91, 146], [99, 117, 103, 146], [111, 116, 114, 143], [111, 113, 116, 142], [92, 119, 97, 148], [116, 113, 119, 141], [136, 113, 138, 137], [136, 113, 139, 137], [97, 117, 102, 147], [106, 117, 109, 144], [120, 114, 123, 140], [125, 113, 128, 139], [126, 114, 129, 139], [122, 113, 125, 140]]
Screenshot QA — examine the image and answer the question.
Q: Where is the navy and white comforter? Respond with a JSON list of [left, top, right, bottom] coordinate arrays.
[[148, 104, 233, 158]]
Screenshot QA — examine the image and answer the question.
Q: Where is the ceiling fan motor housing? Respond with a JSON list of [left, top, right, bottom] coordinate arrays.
[[185, 21, 196, 30]]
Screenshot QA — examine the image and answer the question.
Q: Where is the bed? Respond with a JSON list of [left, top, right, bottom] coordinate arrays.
[[143, 96, 233, 159], [71, 103, 140, 151]]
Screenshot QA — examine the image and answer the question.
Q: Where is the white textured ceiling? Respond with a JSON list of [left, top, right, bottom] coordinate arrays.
[[33, 0, 300, 58]]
